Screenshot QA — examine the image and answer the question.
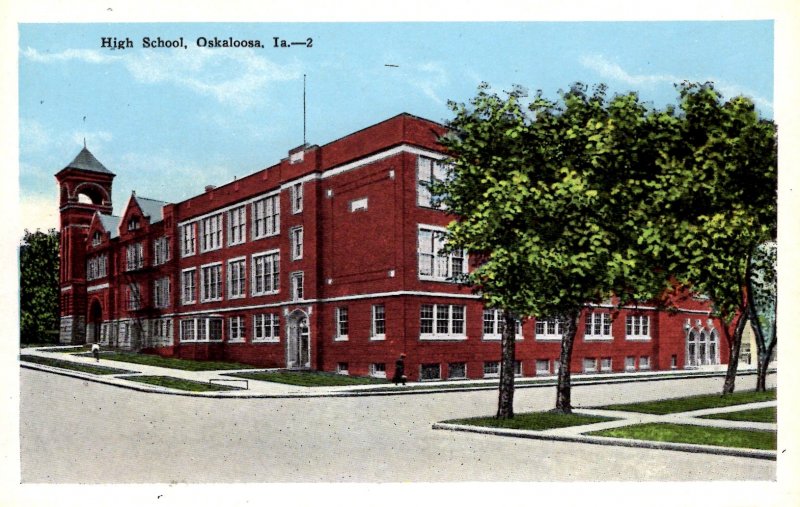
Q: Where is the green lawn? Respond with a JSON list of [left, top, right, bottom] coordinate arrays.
[[121, 375, 244, 392], [76, 352, 257, 371], [225, 370, 388, 387], [446, 411, 616, 431], [588, 423, 777, 450], [599, 389, 776, 415], [700, 406, 777, 423], [20, 354, 135, 375]]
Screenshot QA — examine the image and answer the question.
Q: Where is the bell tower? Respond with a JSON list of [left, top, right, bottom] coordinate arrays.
[[55, 147, 115, 344]]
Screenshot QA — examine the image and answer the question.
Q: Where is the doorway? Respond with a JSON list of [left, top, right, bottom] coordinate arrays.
[[286, 310, 310, 369]]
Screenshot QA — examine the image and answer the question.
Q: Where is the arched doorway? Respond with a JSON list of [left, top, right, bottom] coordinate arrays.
[[286, 310, 310, 369], [87, 299, 102, 344]]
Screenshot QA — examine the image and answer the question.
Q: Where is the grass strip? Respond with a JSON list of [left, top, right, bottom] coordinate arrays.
[[599, 389, 776, 414], [445, 411, 616, 431], [20, 354, 134, 375], [121, 375, 243, 392], [76, 352, 256, 371], [699, 406, 777, 423], [225, 370, 388, 387], [588, 423, 777, 450]]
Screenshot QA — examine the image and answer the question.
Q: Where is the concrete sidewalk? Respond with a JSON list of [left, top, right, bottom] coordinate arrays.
[[19, 345, 774, 399]]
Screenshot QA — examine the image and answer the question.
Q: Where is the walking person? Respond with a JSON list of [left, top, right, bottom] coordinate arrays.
[[91, 343, 100, 362], [392, 353, 406, 385]]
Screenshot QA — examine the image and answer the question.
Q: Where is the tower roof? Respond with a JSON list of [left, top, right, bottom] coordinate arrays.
[[61, 147, 115, 175]]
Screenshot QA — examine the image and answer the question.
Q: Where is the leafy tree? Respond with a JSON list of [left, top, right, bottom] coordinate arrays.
[[639, 83, 777, 394], [437, 83, 673, 416], [19, 229, 60, 344], [747, 241, 777, 392]]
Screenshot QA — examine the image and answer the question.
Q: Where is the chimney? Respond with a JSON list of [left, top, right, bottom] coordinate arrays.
[[205, 185, 216, 193]]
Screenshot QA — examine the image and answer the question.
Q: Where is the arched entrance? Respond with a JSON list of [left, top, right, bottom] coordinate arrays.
[[685, 319, 720, 367], [286, 310, 310, 369], [87, 299, 102, 344]]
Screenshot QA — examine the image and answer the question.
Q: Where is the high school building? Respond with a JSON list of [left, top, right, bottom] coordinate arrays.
[[56, 113, 727, 381]]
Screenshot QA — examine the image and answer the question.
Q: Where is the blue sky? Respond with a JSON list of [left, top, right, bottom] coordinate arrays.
[[18, 21, 774, 236]]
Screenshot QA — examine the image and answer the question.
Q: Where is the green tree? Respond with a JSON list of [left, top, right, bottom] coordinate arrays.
[[437, 83, 673, 416], [747, 241, 777, 392], [639, 83, 777, 394], [19, 229, 60, 344]]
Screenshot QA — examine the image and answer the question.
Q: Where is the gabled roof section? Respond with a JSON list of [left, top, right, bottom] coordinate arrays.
[[133, 194, 169, 224], [97, 213, 121, 239], [62, 147, 115, 175]]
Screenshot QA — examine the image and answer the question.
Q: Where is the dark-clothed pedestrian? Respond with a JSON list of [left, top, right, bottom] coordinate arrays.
[[392, 353, 406, 385]]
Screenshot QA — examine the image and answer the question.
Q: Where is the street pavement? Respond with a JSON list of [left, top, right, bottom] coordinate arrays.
[[18, 353, 778, 483]]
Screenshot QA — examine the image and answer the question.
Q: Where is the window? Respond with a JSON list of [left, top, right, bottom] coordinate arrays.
[[417, 155, 447, 208], [200, 214, 223, 252], [420, 363, 441, 381], [229, 316, 245, 343], [514, 360, 522, 377], [87, 255, 108, 281], [126, 242, 144, 271], [625, 356, 636, 371], [181, 224, 196, 257], [228, 206, 246, 246], [290, 272, 304, 301], [625, 315, 651, 340], [370, 363, 386, 379], [153, 277, 170, 309], [253, 313, 281, 342], [252, 194, 280, 238], [371, 305, 386, 340], [417, 226, 466, 281], [536, 359, 550, 376], [337, 362, 349, 375], [181, 268, 196, 304], [291, 182, 303, 213], [448, 362, 467, 380], [180, 317, 223, 342], [128, 217, 140, 231], [227, 258, 246, 299], [252, 251, 280, 296], [350, 197, 368, 212], [152, 318, 172, 347], [483, 361, 500, 378], [535, 317, 563, 340], [583, 358, 598, 373], [153, 236, 170, 265], [671, 354, 678, 369], [334, 307, 349, 341], [126, 284, 141, 311], [584, 312, 612, 340], [92, 231, 102, 246], [290, 226, 303, 260], [600, 357, 612, 372], [200, 263, 223, 302], [639, 356, 651, 370], [482, 309, 522, 340], [420, 304, 466, 340]]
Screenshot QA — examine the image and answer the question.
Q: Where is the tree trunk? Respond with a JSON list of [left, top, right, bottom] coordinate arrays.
[[555, 309, 580, 414], [756, 341, 776, 392], [496, 309, 516, 419], [722, 310, 748, 395]]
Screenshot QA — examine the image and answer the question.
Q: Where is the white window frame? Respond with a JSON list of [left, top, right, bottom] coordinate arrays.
[[153, 277, 170, 309], [180, 316, 224, 342], [369, 363, 386, 379], [416, 155, 447, 208], [229, 316, 245, 343], [535, 317, 564, 341], [419, 304, 466, 341], [583, 357, 598, 373], [417, 225, 466, 282], [420, 363, 442, 381], [253, 313, 280, 343], [291, 182, 303, 214], [350, 197, 368, 212], [200, 262, 223, 302], [370, 304, 386, 340], [290, 226, 303, 261], [447, 362, 467, 380], [482, 309, 523, 341], [290, 272, 304, 301], [126, 283, 141, 311], [181, 268, 196, 305], [153, 236, 170, 266], [181, 223, 196, 257], [227, 205, 246, 246], [200, 214, 223, 253], [252, 194, 280, 239], [625, 315, 651, 340], [251, 250, 280, 296], [125, 242, 144, 271], [227, 257, 247, 299], [336, 362, 349, 375], [625, 356, 636, 372], [483, 361, 500, 378], [334, 307, 349, 341], [584, 311, 612, 341], [600, 357, 613, 372], [535, 359, 550, 376], [639, 355, 651, 370]]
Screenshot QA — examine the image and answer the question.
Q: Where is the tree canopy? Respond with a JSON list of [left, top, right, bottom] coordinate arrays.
[[20, 229, 60, 344]]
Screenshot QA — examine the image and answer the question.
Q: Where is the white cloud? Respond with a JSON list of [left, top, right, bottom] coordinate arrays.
[[21, 47, 119, 64], [19, 192, 59, 238], [580, 54, 773, 114]]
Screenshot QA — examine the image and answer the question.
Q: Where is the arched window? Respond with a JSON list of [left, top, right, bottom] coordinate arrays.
[[709, 329, 719, 364], [688, 330, 697, 366], [699, 330, 708, 365]]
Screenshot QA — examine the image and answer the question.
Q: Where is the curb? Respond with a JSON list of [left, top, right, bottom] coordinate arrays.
[[431, 422, 777, 461]]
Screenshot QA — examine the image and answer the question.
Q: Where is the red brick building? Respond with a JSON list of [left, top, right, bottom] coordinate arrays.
[[56, 113, 728, 381]]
